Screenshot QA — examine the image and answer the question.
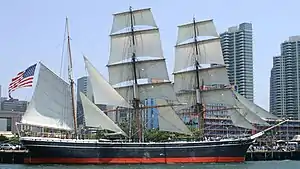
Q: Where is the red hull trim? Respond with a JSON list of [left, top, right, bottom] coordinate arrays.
[[24, 157, 245, 164]]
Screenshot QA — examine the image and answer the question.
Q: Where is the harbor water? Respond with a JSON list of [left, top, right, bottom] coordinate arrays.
[[0, 161, 299, 169]]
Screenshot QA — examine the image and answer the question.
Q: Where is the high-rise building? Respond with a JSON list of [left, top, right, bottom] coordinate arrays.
[[0, 98, 27, 112], [270, 36, 300, 120], [76, 76, 93, 126], [77, 76, 93, 102], [270, 56, 282, 117], [220, 23, 254, 102], [144, 99, 159, 129], [0, 85, 2, 109]]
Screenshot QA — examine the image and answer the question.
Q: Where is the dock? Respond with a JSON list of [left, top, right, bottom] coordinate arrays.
[[246, 150, 300, 161], [0, 150, 28, 164]]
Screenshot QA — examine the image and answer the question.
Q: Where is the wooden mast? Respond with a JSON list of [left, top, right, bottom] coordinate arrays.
[[129, 6, 143, 142], [192, 17, 205, 140], [66, 17, 77, 138]]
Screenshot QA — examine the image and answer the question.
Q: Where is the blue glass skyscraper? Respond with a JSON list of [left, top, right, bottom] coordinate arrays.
[[144, 98, 159, 129]]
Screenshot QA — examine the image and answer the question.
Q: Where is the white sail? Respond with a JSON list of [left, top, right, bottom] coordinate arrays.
[[109, 29, 163, 65], [156, 99, 192, 135], [235, 100, 270, 126], [234, 91, 279, 120], [228, 109, 255, 130], [80, 92, 127, 136], [21, 62, 74, 130], [108, 58, 168, 85], [108, 7, 176, 102], [177, 19, 219, 44], [83, 56, 132, 108], [115, 81, 177, 101], [111, 8, 157, 34], [201, 88, 256, 129], [176, 91, 197, 107], [201, 89, 236, 105], [174, 38, 224, 72], [174, 66, 229, 93]]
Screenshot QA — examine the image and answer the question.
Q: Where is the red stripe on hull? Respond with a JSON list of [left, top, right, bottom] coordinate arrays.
[[24, 157, 245, 164]]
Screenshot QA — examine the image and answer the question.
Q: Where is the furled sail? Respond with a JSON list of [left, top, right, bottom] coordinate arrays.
[[233, 91, 279, 120], [83, 56, 132, 108], [79, 92, 127, 136], [108, 7, 176, 102], [21, 62, 74, 130], [156, 99, 192, 135]]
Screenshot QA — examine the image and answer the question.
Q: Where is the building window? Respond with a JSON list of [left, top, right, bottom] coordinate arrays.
[[7, 118, 12, 131]]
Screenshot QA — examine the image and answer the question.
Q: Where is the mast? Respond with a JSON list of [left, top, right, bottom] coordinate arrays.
[[129, 6, 142, 142], [192, 17, 204, 139], [66, 17, 77, 137]]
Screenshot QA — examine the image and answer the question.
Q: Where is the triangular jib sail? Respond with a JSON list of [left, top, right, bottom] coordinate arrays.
[[233, 91, 279, 120], [156, 99, 192, 135], [83, 56, 132, 108], [79, 92, 127, 136]]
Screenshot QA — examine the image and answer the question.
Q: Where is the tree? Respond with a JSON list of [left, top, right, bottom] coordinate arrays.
[[0, 135, 8, 142], [144, 129, 195, 142], [95, 130, 105, 139], [8, 136, 20, 145], [144, 129, 170, 142]]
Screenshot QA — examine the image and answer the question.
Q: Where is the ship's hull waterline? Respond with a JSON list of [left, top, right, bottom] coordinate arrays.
[[20, 137, 253, 164]]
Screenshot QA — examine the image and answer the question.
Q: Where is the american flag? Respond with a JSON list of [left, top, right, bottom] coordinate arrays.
[[8, 64, 37, 94]]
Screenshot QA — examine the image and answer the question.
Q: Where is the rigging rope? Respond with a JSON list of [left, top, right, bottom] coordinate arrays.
[[59, 21, 67, 78]]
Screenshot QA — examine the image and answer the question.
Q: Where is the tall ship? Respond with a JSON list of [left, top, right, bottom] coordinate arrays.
[[13, 7, 286, 164]]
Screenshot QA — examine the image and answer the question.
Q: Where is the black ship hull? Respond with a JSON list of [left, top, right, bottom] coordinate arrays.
[[20, 137, 253, 164]]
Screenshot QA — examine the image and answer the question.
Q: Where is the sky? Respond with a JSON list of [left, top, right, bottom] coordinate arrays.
[[0, 0, 299, 110]]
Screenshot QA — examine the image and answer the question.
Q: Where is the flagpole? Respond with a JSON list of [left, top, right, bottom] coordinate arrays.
[[8, 92, 13, 100]]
